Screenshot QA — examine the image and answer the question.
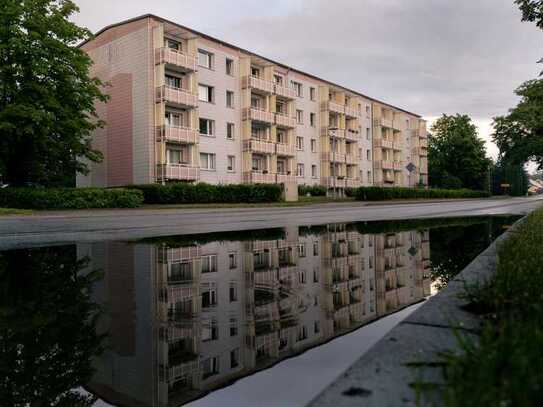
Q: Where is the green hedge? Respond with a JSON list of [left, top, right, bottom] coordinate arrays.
[[0, 188, 143, 209], [298, 185, 327, 196], [353, 187, 490, 201], [126, 183, 282, 204]]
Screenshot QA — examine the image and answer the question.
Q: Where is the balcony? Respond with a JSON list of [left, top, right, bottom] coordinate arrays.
[[345, 154, 359, 165], [156, 125, 198, 144], [243, 139, 275, 154], [323, 101, 345, 115], [244, 171, 277, 184], [274, 84, 297, 99], [392, 120, 402, 131], [412, 147, 428, 156], [375, 161, 394, 170], [393, 162, 404, 171], [275, 113, 297, 128], [420, 138, 428, 148], [275, 143, 296, 156], [243, 75, 274, 94], [344, 105, 360, 118], [322, 152, 346, 162], [345, 129, 359, 141], [156, 86, 198, 109], [381, 117, 393, 128], [374, 138, 393, 149], [393, 141, 403, 150], [323, 127, 345, 138], [155, 47, 197, 72], [276, 174, 296, 184], [321, 176, 346, 188], [158, 164, 199, 181], [243, 107, 275, 125], [158, 246, 200, 263], [345, 178, 360, 188]]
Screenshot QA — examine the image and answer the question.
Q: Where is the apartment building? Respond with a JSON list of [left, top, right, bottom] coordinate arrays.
[[76, 14, 428, 199], [82, 224, 431, 406]]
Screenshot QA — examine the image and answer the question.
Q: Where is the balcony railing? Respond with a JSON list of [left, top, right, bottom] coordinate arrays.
[[322, 152, 346, 162], [345, 154, 359, 165], [375, 161, 394, 170], [322, 127, 346, 138], [155, 47, 197, 71], [157, 246, 201, 263], [345, 178, 360, 188], [275, 113, 297, 128], [393, 141, 403, 150], [374, 138, 393, 149], [393, 162, 404, 171], [345, 129, 359, 141], [276, 174, 296, 184], [156, 125, 198, 144], [274, 84, 297, 99], [325, 101, 345, 115], [243, 75, 274, 94], [243, 171, 277, 184], [156, 85, 198, 109], [243, 107, 275, 124], [243, 139, 275, 154], [158, 164, 199, 181], [344, 105, 360, 118], [275, 143, 296, 156], [412, 147, 428, 156], [392, 120, 402, 131], [321, 176, 346, 188]]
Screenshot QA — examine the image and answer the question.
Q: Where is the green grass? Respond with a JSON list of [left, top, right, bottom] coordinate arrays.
[[423, 207, 543, 406], [0, 208, 33, 216]]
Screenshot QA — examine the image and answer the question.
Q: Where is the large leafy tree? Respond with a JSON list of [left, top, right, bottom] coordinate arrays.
[[515, 0, 543, 29], [428, 114, 491, 191], [0, 0, 107, 186]]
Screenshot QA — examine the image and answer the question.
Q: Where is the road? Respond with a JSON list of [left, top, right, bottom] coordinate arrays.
[[1, 196, 542, 249]]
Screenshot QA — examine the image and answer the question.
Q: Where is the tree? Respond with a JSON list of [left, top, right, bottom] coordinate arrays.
[[515, 0, 543, 29], [0, 0, 107, 186], [428, 114, 491, 191], [491, 160, 529, 196]]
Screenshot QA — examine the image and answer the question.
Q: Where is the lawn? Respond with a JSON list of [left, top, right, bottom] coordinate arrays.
[[0, 208, 33, 216], [428, 207, 543, 406]]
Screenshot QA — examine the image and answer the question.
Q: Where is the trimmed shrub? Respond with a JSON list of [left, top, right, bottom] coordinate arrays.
[[126, 183, 282, 204], [0, 188, 143, 209], [298, 184, 327, 197], [353, 187, 490, 201]]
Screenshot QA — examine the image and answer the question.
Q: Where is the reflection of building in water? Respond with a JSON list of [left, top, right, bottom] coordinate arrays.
[[83, 225, 431, 407]]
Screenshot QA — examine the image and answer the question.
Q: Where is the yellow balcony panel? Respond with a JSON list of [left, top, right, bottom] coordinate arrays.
[[392, 120, 402, 131], [381, 117, 393, 128], [156, 86, 198, 109], [158, 164, 199, 181], [243, 171, 277, 184], [275, 113, 297, 128], [155, 47, 197, 72], [243, 139, 276, 154], [321, 176, 346, 188], [275, 143, 297, 156], [274, 84, 297, 99], [243, 75, 274, 94], [156, 125, 198, 144], [243, 107, 275, 124], [412, 147, 428, 156], [276, 174, 297, 184]]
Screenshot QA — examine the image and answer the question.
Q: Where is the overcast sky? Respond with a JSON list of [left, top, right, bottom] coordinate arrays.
[[72, 0, 543, 160]]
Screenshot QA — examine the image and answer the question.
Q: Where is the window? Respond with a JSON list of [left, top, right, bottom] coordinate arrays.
[[291, 81, 303, 97], [312, 164, 317, 178], [366, 105, 370, 114], [251, 66, 260, 77], [274, 74, 283, 85], [165, 74, 181, 89], [230, 348, 240, 368], [296, 136, 304, 150], [200, 153, 216, 170], [226, 58, 234, 75], [297, 163, 305, 177], [198, 49, 213, 69], [251, 96, 263, 109], [201, 255, 218, 272], [227, 155, 235, 172], [198, 84, 214, 102], [367, 171, 372, 183], [226, 122, 235, 139], [277, 159, 286, 174], [276, 129, 286, 144], [252, 156, 265, 171], [314, 321, 320, 334], [311, 139, 317, 152], [202, 356, 219, 379], [313, 241, 319, 256], [167, 148, 189, 165], [367, 150, 371, 160], [310, 112, 316, 127], [199, 118, 215, 136], [366, 128, 370, 140], [230, 318, 238, 336], [165, 38, 181, 51], [229, 283, 238, 302], [229, 253, 237, 269], [165, 110, 183, 127], [310, 87, 316, 101], [202, 319, 219, 341], [202, 287, 218, 308], [298, 243, 306, 257], [296, 109, 303, 124], [226, 90, 234, 108]]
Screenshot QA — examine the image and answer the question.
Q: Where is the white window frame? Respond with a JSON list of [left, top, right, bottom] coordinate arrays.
[[227, 155, 235, 172], [226, 90, 234, 108], [296, 136, 304, 151], [200, 152, 216, 171], [226, 122, 235, 140], [198, 49, 213, 69], [225, 58, 234, 75], [297, 163, 305, 177], [296, 110, 303, 124], [198, 84, 214, 103], [199, 118, 215, 136]]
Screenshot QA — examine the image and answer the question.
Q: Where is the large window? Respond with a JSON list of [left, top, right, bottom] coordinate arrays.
[[291, 81, 303, 97], [296, 109, 303, 124], [199, 118, 215, 136], [165, 74, 181, 89], [200, 153, 216, 170], [297, 163, 305, 177], [165, 110, 183, 127], [226, 90, 234, 108], [226, 122, 235, 140], [227, 155, 235, 172], [201, 254, 218, 272], [310, 87, 316, 101], [165, 38, 181, 51], [167, 148, 189, 165], [198, 84, 214, 102], [296, 136, 304, 150], [198, 49, 213, 69], [226, 58, 234, 75]]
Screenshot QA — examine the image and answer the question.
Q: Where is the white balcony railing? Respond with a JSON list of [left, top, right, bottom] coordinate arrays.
[[156, 125, 198, 144], [345, 154, 359, 165], [158, 164, 199, 181], [275, 113, 297, 128], [344, 105, 360, 118], [243, 75, 274, 94], [322, 152, 346, 162], [275, 143, 296, 156], [374, 138, 393, 149], [243, 107, 275, 124], [345, 129, 359, 141], [155, 47, 197, 71], [156, 86, 198, 109], [274, 84, 297, 99], [243, 139, 275, 154], [276, 174, 296, 184], [243, 171, 277, 184]]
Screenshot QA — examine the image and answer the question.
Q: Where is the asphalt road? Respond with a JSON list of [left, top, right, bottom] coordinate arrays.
[[1, 196, 542, 249]]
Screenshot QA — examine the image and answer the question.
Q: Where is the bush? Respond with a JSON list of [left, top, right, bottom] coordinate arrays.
[[353, 187, 490, 201], [126, 183, 282, 204], [0, 187, 143, 209], [298, 184, 327, 196]]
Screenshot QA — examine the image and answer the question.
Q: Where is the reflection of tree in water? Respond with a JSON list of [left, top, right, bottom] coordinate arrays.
[[429, 217, 515, 290], [0, 246, 104, 406]]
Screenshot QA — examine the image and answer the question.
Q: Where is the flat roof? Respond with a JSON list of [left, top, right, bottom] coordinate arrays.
[[82, 13, 422, 118]]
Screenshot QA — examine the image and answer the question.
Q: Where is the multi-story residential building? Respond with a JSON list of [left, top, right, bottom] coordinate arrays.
[[76, 14, 428, 200]]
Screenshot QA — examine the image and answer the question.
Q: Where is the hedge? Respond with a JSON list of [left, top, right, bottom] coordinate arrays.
[[353, 187, 490, 201], [298, 185, 327, 196], [0, 187, 143, 209], [126, 183, 282, 204]]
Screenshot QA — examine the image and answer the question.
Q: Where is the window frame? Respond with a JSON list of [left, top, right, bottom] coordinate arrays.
[[198, 49, 214, 69], [200, 152, 217, 171]]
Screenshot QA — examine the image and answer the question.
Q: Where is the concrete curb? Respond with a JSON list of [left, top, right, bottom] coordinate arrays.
[[307, 216, 528, 407]]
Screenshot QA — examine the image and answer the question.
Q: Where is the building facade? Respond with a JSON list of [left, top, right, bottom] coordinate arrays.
[[76, 14, 428, 198]]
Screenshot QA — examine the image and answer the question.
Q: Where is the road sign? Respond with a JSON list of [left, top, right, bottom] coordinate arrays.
[[406, 163, 416, 173]]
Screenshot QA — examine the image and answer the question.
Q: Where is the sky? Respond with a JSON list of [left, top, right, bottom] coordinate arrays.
[[72, 0, 543, 161]]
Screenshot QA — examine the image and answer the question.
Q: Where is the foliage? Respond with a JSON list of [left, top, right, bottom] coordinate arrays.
[[424, 209, 543, 406], [490, 160, 529, 196], [0, 245, 104, 406], [0, 0, 107, 186], [428, 115, 491, 191], [298, 184, 327, 196], [353, 187, 490, 201], [493, 80, 543, 169], [515, 0, 543, 29], [0, 187, 143, 209], [127, 183, 282, 204]]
